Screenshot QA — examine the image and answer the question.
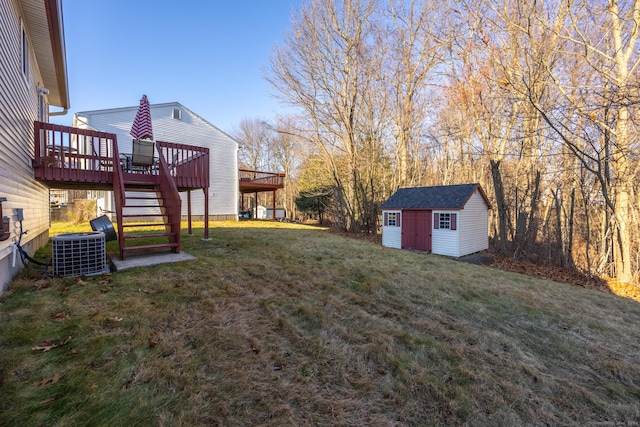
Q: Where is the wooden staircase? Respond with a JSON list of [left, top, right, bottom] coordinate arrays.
[[119, 186, 179, 257], [113, 147, 182, 260]]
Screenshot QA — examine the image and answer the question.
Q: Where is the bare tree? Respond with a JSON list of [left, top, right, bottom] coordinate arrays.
[[382, 0, 445, 188], [267, 0, 378, 231], [232, 118, 272, 171], [270, 116, 304, 219], [524, 0, 640, 282]]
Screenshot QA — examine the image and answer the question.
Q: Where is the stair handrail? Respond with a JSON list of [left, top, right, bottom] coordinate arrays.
[[110, 135, 126, 260], [156, 146, 182, 252]]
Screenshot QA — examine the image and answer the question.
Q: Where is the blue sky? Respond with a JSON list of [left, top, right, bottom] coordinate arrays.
[[52, 0, 301, 132]]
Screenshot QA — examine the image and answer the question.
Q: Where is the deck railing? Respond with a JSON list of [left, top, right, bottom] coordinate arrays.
[[156, 141, 209, 190], [33, 122, 210, 191], [33, 121, 121, 186], [239, 169, 285, 187]]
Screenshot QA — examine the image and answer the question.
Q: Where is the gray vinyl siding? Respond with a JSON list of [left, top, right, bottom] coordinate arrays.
[[76, 103, 239, 218], [0, 0, 51, 292], [457, 190, 489, 256]]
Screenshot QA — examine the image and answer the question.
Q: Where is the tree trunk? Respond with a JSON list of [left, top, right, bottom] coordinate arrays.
[[490, 159, 509, 255], [566, 188, 575, 269]]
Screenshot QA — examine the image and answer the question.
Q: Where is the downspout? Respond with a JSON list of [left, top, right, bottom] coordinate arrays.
[[49, 107, 68, 116]]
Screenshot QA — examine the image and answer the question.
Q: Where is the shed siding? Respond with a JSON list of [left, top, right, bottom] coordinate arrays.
[[77, 104, 239, 218], [431, 211, 459, 256], [0, 0, 51, 292], [457, 190, 489, 256], [381, 210, 402, 249]]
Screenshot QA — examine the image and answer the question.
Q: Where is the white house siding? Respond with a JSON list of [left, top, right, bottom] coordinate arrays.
[[75, 103, 239, 220], [457, 190, 489, 257], [0, 0, 51, 292], [431, 211, 460, 257], [381, 210, 402, 249]]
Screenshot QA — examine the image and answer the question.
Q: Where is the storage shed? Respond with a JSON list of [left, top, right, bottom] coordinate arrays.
[[381, 183, 491, 257]]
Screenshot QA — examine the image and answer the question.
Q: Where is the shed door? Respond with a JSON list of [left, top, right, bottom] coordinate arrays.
[[401, 210, 432, 252]]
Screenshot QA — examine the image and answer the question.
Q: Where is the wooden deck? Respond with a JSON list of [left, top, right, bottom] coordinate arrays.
[[239, 169, 285, 193], [238, 169, 286, 219], [33, 122, 210, 191], [32, 121, 210, 260]]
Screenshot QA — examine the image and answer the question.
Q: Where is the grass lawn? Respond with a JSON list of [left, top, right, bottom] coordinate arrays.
[[1, 221, 640, 426]]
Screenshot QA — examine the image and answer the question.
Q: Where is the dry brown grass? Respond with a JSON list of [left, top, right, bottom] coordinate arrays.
[[1, 220, 640, 426]]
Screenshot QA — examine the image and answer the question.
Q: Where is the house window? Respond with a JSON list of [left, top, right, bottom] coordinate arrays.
[[172, 108, 182, 120], [21, 21, 29, 79], [384, 211, 401, 227], [434, 212, 457, 230], [439, 213, 451, 229]]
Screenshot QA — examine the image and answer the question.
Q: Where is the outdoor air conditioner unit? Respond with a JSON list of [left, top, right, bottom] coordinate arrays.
[[52, 232, 107, 277]]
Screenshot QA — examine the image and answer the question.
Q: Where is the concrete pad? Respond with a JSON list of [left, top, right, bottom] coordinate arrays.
[[110, 251, 196, 272]]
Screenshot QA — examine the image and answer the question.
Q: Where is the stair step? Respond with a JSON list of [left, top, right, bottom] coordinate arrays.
[[122, 213, 166, 218], [124, 232, 175, 239], [124, 185, 158, 193], [125, 196, 159, 200], [123, 204, 162, 209], [122, 222, 166, 228], [122, 243, 179, 252]]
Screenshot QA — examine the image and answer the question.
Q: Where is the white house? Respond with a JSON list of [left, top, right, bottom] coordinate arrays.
[[74, 102, 240, 220], [381, 183, 491, 257], [0, 0, 70, 292]]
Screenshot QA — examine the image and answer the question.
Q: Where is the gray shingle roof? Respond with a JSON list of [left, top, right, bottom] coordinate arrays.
[[381, 183, 489, 210]]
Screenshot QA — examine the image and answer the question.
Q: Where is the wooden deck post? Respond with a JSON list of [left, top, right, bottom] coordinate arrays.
[[204, 187, 209, 239], [187, 190, 192, 235], [272, 190, 276, 220], [254, 192, 258, 218]]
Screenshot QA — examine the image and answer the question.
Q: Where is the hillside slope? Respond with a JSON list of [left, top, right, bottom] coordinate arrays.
[[1, 221, 639, 426]]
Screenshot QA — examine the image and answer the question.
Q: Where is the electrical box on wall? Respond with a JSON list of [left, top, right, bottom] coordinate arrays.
[[0, 197, 9, 241]]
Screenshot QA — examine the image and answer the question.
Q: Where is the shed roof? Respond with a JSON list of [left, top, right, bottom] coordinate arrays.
[[381, 183, 490, 210]]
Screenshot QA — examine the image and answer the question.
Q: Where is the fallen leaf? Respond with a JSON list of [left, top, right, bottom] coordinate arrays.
[[50, 312, 68, 319], [377, 369, 387, 375], [89, 384, 98, 390], [148, 339, 159, 348], [34, 373, 64, 386], [69, 349, 81, 355], [91, 309, 101, 317], [35, 279, 51, 290], [60, 287, 69, 296], [122, 380, 133, 390], [98, 278, 111, 285], [32, 343, 57, 352], [32, 336, 72, 352], [107, 316, 123, 323], [40, 397, 56, 405], [77, 278, 87, 286]]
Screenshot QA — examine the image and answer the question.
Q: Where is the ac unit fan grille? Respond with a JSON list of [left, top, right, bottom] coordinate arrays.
[[53, 232, 107, 277]]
